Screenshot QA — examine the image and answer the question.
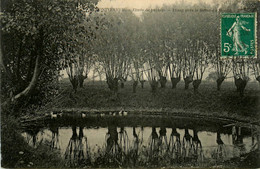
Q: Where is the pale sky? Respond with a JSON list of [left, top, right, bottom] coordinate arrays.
[[97, 0, 215, 9]]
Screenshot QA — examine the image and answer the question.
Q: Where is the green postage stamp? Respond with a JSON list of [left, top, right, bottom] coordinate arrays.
[[221, 13, 257, 58]]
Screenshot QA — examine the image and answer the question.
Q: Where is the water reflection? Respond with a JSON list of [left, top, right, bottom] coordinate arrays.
[[21, 124, 255, 167], [216, 131, 227, 159], [159, 127, 168, 155], [64, 126, 90, 167], [49, 124, 60, 150], [192, 129, 204, 162], [168, 128, 181, 163], [147, 127, 160, 165], [23, 127, 43, 148], [118, 127, 129, 154], [232, 126, 246, 156]]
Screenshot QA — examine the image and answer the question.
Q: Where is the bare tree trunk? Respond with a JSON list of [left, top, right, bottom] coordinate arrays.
[[107, 76, 119, 93], [14, 55, 41, 99], [106, 126, 119, 153], [133, 80, 138, 93], [234, 77, 247, 97], [78, 74, 85, 88], [159, 76, 167, 88], [72, 126, 78, 140], [193, 79, 201, 93], [121, 82, 124, 88], [171, 77, 180, 89], [120, 77, 127, 88], [140, 80, 145, 89], [216, 76, 225, 91], [1, 29, 43, 110], [107, 77, 112, 90], [150, 80, 158, 93], [184, 76, 193, 90], [70, 76, 78, 93]]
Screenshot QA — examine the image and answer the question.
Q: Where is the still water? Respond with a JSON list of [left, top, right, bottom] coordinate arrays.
[[21, 115, 255, 167]]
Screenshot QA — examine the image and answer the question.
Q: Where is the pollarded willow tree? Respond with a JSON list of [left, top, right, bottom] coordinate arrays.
[[207, 11, 232, 91], [62, 2, 100, 93], [120, 12, 142, 92], [140, 40, 160, 93], [92, 11, 131, 93], [213, 48, 232, 91], [141, 39, 160, 92], [167, 44, 182, 89], [65, 51, 93, 93], [232, 58, 251, 96], [143, 58, 160, 93], [179, 12, 199, 90], [159, 11, 183, 89], [186, 10, 218, 92], [182, 42, 196, 90], [181, 39, 209, 91], [138, 50, 148, 89], [128, 42, 145, 93], [154, 52, 168, 88], [191, 40, 211, 92], [141, 11, 172, 91]]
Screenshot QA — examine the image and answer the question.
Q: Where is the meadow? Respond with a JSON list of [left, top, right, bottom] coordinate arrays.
[[47, 79, 260, 122]]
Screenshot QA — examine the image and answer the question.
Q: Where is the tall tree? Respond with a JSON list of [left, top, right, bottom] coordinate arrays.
[[1, 0, 98, 111], [93, 11, 131, 93], [62, 2, 100, 92], [232, 58, 251, 96]]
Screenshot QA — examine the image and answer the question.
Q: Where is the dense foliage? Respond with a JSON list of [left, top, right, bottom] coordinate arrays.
[[1, 0, 99, 113]]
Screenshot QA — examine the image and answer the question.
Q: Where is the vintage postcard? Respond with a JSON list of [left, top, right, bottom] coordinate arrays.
[[1, 0, 260, 168]]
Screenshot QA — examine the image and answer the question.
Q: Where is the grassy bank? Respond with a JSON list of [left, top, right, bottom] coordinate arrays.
[[1, 114, 63, 168], [45, 79, 260, 122]]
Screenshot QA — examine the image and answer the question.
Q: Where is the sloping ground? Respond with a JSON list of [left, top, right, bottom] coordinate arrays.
[[1, 115, 63, 168]]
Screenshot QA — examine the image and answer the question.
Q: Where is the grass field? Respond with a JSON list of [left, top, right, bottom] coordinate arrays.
[[46, 78, 260, 121]]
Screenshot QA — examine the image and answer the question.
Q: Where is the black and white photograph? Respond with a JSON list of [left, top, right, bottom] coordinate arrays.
[[1, 0, 260, 168]]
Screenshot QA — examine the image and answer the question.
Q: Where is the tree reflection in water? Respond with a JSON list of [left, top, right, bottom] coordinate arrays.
[[24, 127, 42, 148], [129, 127, 142, 166], [216, 131, 227, 159], [104, 125, 123, 166], [182, 128, 193, 160], [251, 125, 260, 151], [49, 124, 60, 150], [232, 126, 246, 156], [22, 125, 256, 167], [133, 127, 138, 147], [168, 128, 181, 163], [146, 128, 205, 165], [191, 129, 204, 162], [119, 127, 129, 154], [128, 127, 144, 166], [159, 127, 168, 155], [148, 127, 160, 164], [64, 126, 89, 167], [131, 127, 139, 165]]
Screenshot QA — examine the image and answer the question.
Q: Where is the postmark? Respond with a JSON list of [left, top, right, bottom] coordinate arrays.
[[221, 13, 257, 58]]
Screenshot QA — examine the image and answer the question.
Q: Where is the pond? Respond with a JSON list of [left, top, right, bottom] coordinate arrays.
[[21, 113, 257, 167]]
